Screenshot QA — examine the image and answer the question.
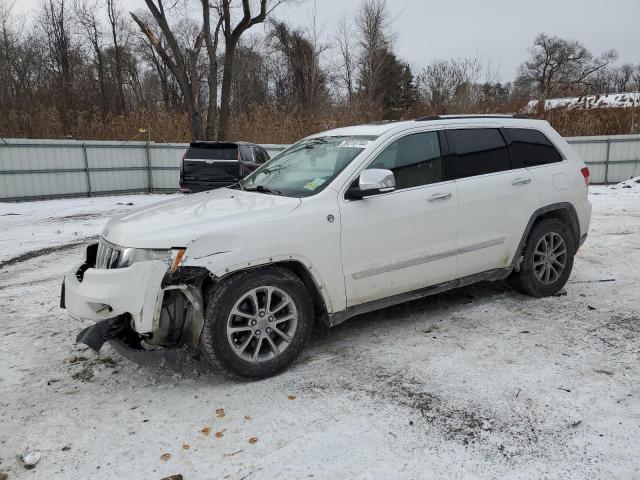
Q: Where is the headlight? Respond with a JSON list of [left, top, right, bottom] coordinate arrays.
[[119, 248, 173, 268], [96, 238, 186, 270], [121, 248, 186, 270]]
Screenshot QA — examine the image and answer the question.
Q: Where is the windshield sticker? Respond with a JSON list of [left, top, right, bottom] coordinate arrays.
[[338, 139, 373, 149], [303, 178, 326, 191]]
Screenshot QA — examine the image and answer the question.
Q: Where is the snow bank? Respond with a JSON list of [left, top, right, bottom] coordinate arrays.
[[525, 92, 640, 112], [613, 175, 640, 190]]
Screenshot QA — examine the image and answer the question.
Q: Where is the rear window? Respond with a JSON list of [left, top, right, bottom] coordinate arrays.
[[445, 128, 511, 180], [507, 128, 563, 167], [186, 144, 238, 160]]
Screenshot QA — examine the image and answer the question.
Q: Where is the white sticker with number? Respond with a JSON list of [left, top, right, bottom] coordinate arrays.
[[338, 139, 373, 149]]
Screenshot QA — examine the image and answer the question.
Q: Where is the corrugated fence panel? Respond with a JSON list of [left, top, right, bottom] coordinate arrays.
[[149, 145, 186, 191], [608, 138, 640, 183], [566, 134, 640, 184], [86, 144, 150, 194], [0, 171, 87, 200], [1, 137, 638, 201], [567, 142, 607, 184]]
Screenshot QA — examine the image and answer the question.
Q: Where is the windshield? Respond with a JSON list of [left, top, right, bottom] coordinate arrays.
[[238, 135, 377, 197]]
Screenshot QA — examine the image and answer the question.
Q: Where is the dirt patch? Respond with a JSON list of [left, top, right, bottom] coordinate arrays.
[[53, 213, 106, 222], [0, 238, 96, 270]]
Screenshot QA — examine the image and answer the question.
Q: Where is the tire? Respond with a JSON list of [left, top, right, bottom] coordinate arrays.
[[509, 218, 575, 297], [200, 266, 314, 379]]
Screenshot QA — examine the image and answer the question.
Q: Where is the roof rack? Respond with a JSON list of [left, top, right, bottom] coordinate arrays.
[[415, 114, 532, 121]]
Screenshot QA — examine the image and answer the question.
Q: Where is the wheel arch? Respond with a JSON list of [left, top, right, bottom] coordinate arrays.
[[203, 258, 332, 326], [512, 202, 580, 271]]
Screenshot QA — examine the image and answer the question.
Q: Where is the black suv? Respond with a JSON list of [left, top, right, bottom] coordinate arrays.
[[179, 141, 270, 193]]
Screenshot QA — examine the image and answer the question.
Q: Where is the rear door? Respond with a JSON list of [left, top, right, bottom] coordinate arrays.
[[503, 127, 567, 204], [182, 143, 240, 190], [444, 127, 541, 277]]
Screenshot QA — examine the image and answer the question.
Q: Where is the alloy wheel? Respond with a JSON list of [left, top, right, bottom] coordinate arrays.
[[226, 286, 298, 363], [533, 232, 567, 285]]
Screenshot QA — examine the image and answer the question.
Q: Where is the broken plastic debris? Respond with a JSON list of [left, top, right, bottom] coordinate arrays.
[[19, 450, 41, 469]]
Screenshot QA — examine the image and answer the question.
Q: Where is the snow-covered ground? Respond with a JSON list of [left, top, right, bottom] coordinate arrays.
[[0, 188, 639, 480]]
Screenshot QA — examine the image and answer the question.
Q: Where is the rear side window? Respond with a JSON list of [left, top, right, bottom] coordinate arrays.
[[506, 128, 563, 166], [253, 146, 268, 164], [239, 145, 254, 162], [369, 131, 442, 189], [445, 128, 511, 180]]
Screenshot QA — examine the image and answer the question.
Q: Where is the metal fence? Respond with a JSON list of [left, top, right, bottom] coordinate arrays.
[[1, 135, 639, 201], [565, 134, 640, 185], [0, 139, 287, 202]]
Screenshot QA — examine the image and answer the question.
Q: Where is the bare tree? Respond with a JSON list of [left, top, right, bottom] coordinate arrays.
[[217, 0, 287, 140], [131, 0, 205, 139], [75, 1, 108, 116], [335, 17, 355, 101], [516, 33, 617, 115], [268, 20, 327, 112], [354, 0, 393, 114], [41, 0, 76, 134], [202, 0, 223, 140], [417, 58, 483, 114], [106, 0, 126, 114], [132, 11, 181, 111]]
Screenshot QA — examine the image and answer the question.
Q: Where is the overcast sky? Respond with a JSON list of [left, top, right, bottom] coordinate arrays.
[[13, 0, 640, 81]]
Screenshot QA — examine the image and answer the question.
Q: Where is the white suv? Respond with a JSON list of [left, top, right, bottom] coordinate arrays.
[[62, 115, 592, 378]]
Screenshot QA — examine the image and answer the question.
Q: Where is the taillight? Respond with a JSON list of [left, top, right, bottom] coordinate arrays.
[[580, 167, 590, 186], [179, 150, 187, 178]]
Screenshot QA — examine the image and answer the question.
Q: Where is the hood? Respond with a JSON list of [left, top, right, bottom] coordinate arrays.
[[102, 188, 301, 249]]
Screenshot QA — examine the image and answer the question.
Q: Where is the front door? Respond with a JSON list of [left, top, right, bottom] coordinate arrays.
[[339, 131, 459, 307]]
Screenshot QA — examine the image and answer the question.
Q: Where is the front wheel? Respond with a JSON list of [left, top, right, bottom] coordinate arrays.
[[509, 218, 576, 297], [200, 266, 314, 379]]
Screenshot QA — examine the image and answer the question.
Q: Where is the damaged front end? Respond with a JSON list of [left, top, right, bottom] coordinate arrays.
[[63, 242, 210, 367]]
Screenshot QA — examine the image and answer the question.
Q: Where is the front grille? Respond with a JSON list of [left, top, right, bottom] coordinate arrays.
[[96, 239, 124, 269]]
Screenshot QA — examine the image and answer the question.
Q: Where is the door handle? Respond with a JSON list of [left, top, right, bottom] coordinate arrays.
[[511, 178, 532, 186], [427, 192, 452, 202]]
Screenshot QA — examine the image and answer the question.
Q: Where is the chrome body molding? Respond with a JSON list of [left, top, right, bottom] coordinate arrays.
[[352, 237, 506, 280]]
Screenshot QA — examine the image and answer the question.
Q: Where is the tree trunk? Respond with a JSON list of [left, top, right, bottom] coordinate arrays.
[[205, 61, 218, 140], [203, 3, 222, 141], [217, 42, 235, 141]]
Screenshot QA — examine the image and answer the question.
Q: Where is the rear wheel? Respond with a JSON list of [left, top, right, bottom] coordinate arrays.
[[201, 266, 314, 379], [509, 218, 575, 297]]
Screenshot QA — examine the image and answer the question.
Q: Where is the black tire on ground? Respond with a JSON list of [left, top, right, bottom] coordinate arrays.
[[509, 218, 576, 297], [200, 266, 314, 379]]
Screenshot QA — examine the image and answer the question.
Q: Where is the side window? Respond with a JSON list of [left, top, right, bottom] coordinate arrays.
[[253, 146, 268, 164], [368, 131, 442, 189], [445, 128, 511, 180], [239, 145, 254, 162], [507, 128, 563, 167]]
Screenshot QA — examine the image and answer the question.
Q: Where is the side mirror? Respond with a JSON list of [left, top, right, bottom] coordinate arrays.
[[346, 169, 396, 199]]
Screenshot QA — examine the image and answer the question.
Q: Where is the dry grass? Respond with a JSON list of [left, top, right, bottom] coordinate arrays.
[[1, 105, 639, 143]]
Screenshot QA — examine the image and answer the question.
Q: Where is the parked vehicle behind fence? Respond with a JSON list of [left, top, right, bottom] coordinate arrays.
[[179, 141, 270, 193], [62, 115, 592, 380]]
